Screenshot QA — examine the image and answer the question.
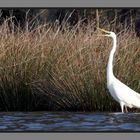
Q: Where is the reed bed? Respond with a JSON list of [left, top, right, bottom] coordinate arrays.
[[0, 20, 140, 111]]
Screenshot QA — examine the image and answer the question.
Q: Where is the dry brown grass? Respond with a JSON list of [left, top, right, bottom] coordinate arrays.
[[0, 20, 140, 111]]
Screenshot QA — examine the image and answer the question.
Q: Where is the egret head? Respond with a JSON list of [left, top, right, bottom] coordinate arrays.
[[97, 28, 116, 39]]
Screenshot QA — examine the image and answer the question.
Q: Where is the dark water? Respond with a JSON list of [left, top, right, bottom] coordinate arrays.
[[0, 112, 140, 132]]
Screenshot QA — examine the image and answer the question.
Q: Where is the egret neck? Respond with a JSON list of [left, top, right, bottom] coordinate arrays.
[[107, 35, 117, 86]]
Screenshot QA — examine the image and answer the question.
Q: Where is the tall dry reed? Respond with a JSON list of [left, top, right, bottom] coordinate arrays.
[[0, 20, 140, 111]]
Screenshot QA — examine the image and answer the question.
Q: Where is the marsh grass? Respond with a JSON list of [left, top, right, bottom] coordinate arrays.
[[0, 20, 140, 111]]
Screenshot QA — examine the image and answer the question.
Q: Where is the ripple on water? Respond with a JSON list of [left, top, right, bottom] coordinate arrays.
[[23, 123, 48, 130], [0, 126, 8, 129], [0, 112, 139, 131]]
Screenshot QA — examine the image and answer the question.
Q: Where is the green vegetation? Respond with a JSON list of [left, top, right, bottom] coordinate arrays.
[[0, 20, 140, 112]]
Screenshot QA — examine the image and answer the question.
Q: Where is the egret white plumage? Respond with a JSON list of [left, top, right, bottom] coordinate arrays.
[[98, 28, 140, 113]]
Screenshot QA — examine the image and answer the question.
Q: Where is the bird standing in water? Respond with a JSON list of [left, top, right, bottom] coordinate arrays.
[[98, 28, 140, 113]]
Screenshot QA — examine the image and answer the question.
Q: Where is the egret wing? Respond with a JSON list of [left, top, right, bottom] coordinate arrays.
[[113, 78, 140, 107]]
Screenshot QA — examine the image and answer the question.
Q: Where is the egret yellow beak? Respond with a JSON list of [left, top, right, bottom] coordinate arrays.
[[97, 28, 110, 36], [97, 27, 110, 34]]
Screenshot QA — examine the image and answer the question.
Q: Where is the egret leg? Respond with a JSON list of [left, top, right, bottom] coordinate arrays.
[[125, 106, 128, 113], [120, 102, 124, 113]]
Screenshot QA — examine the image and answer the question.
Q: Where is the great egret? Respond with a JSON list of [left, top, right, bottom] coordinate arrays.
[[98, 28, 140, 113]]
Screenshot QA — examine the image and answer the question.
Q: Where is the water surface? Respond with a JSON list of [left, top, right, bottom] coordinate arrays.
[[0, 112, 140, 131]]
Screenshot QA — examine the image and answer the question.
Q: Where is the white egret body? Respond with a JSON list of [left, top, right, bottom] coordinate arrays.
[[98, 28, 140, 113]]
